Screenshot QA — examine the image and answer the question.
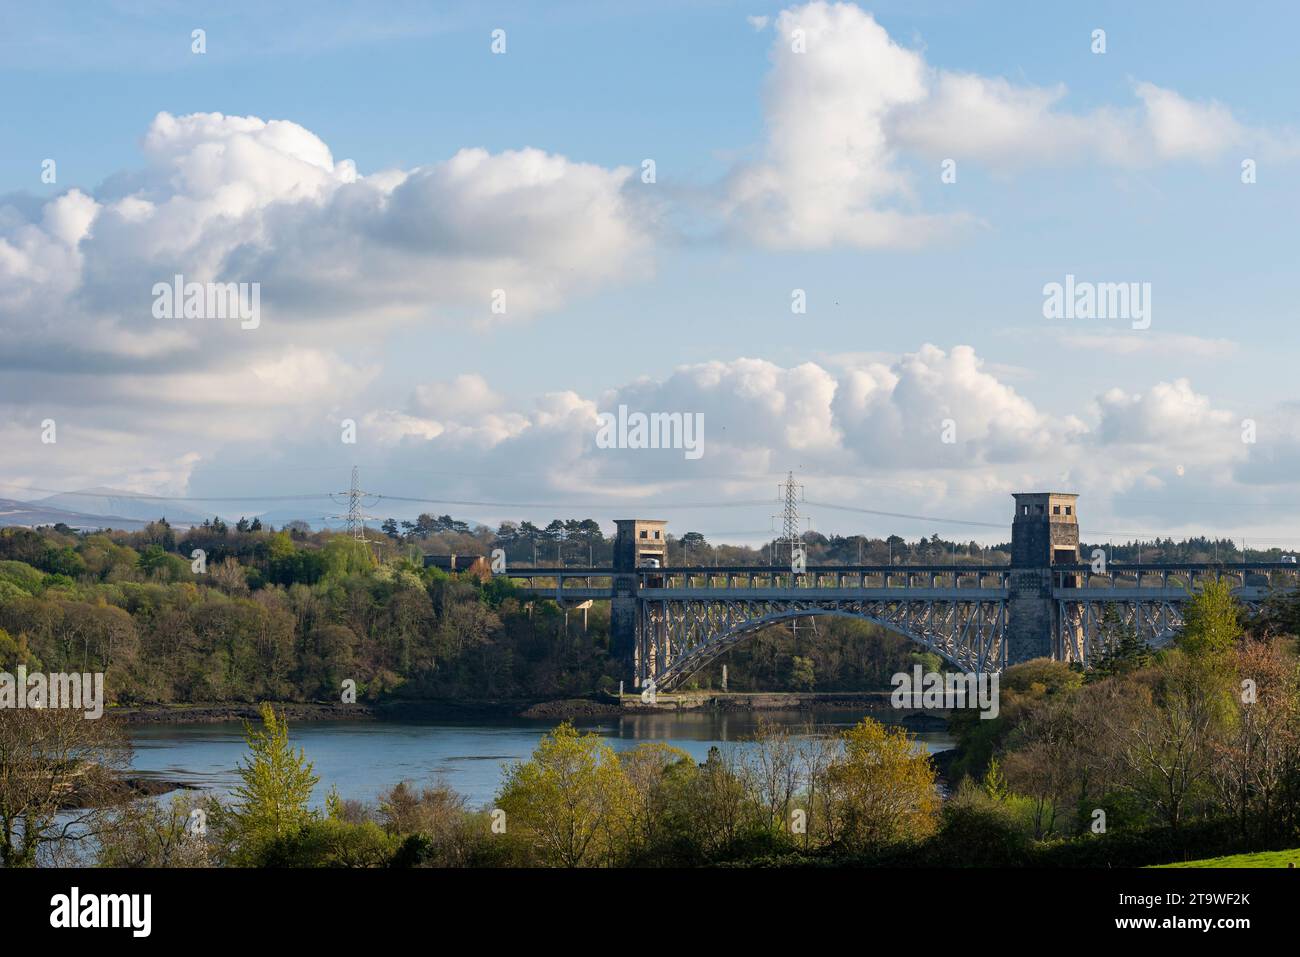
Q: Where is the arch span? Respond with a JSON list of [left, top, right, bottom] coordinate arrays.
[[647, 600, 1006, 691]]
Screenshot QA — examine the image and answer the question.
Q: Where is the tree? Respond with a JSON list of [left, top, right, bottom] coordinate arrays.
[[825, 718, 940, 851], [136, 544, 170, 576], [1002, 697, 1083, 837], [790, 655, 815, 691], [1089, 604, 1150, 680], [1209, 639, 1300, 842], [0, 710, 131, 866], [495, 721, 633, 867], [618, 742, 693, 858], [1097, 656, 1225, 831], [96, 793, 214, 868], [229, 703, 319, 860], [1177, 579, 1242, 661]]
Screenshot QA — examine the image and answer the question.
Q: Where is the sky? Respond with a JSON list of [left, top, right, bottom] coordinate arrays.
[[2, 0, 1299, 546]]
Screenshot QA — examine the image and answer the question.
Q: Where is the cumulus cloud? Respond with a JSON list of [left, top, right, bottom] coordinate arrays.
[[0, 111, 653, 370], [725, 2, 954, 248], [347, 346, 1079, 494], [724, 2, 1296, 247], [146, 345, 1274, 542], [1093, 379, 1237, 459], [832, 345, 1058, 466]]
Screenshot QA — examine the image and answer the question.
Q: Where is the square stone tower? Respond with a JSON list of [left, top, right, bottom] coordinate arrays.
[[612, 519, 668, 570], [1011, 493, 1079, 567], [611, 520, 668, 677], [1007, 493, 1079, 665]]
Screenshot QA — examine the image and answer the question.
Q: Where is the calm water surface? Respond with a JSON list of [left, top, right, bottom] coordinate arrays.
[[128, 710, 954, 809]]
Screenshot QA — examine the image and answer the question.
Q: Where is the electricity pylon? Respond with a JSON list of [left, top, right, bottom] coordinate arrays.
[[329, 466, 381, 546]]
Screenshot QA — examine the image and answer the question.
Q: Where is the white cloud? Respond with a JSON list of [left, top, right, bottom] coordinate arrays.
[[1093, 378, 1236, 454], [725, 2, 960, 248], [723, 2, 1297, 247], [0, 111, 653, 369], [1134, 82, 1246, 162]]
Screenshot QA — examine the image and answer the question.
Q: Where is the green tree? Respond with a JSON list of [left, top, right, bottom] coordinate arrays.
[[825, 717, 940, 851], [1177, 580, 1241, 661], [496, 721, 633, 867], [1089, 604, 1150, 680], [229, 703, 319, 859]]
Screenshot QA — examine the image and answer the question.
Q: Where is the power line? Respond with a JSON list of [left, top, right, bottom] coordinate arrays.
[[805, 499, 1007, 530], [373, 494, 772, 511], [3, 478, 1297, 545]]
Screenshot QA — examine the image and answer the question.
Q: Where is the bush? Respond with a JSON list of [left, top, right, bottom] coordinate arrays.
[[253, 818, 401, 867]]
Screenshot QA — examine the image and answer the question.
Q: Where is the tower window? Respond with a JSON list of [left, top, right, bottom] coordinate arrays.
[[654, 531, 661, 539], [1053, 505, 1060, 515], [1065, 506, 1072, 516], [639, 530, 647, 539]]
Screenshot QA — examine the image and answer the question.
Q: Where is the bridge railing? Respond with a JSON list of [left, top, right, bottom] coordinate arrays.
[[638, 564, 1013, 591], [501, 560, 1300, 598], [1051, 561, 1300, 593]]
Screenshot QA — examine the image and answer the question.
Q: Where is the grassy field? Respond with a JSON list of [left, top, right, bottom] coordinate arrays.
[[1152, 848, 1300, 868]]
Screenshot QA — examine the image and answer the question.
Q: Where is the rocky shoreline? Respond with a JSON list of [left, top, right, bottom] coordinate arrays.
[[112, 701, 378, 724], [111, 692, 952, 728]]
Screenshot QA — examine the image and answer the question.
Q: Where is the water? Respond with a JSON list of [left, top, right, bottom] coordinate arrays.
[[127, 710, 955, 809]]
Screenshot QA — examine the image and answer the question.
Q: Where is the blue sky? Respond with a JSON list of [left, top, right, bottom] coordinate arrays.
[[2, 1, 1299, 544]]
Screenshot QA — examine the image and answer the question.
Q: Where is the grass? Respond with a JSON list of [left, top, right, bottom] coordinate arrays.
[[1151, 848, 1300, 868]]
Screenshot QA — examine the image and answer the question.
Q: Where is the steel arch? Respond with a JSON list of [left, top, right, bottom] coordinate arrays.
[[643, 598, 1007, 691]]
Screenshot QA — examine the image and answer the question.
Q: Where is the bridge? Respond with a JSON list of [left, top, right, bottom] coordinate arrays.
[[499, 492, 1299, 691]]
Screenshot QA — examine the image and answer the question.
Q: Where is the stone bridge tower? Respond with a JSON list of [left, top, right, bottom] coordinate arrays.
[[1007, 492, 1079, 664], [611, 519, 667, 680]]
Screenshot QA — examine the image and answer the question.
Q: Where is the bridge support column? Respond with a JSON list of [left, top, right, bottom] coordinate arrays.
[[1007, 569, 1053, 664], [611, 519, 667, 685], [1006, 492, 1079, 666]]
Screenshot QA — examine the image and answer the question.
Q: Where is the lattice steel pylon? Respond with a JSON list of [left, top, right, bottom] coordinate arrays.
[[329, 466, 380, 544], [773, 471, 806, 565]]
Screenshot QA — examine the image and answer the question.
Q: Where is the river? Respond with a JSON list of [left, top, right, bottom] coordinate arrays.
[[127, 710, 955, 809]]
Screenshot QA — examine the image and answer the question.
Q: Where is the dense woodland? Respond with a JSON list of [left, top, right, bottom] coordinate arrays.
[[0, 519, 933, 705]]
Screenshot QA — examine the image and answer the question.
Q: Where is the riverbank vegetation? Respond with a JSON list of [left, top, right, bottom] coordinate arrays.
[[0, 523, 932, 705], [85, 583, 1300, 868]]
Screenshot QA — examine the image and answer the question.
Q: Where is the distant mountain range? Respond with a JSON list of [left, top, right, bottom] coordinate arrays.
[[0, 497, 154, 531], [33, 487, 211, 526], [0, 486, 334, 532], [1, 486, 441, 533]]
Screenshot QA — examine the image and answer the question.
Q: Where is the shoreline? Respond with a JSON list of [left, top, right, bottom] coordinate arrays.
[[112, 691, 952, 730]]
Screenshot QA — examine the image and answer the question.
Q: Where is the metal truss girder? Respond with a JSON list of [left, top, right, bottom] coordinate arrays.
[[644, 597, 1007, 691]]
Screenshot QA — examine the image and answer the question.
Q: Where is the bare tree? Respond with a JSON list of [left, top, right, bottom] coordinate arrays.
[[1097, 659, 1223, 831], [0, 710, 132, 866], [1209, 640, 1300, 841]]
